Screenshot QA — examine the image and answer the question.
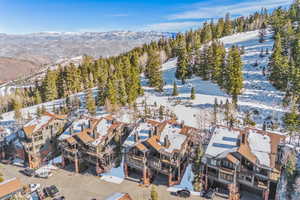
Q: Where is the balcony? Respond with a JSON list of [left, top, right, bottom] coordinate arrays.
[[125, 156, 144, 170]]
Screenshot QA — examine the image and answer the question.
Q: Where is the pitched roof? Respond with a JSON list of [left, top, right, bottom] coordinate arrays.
[[105, 193, 132, 200], [136, 143, 147, 152], [0, 178, 22, 198], [75, 131, 94, 144], [65, 136, 77, 145], [205, 125, 285, 169], [226, 153, 239, 164], [23, 112, 66, 137], [146, 135, 163, 152]]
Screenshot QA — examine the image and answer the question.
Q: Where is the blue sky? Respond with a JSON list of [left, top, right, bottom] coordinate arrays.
[[0, 0, 292, 34]]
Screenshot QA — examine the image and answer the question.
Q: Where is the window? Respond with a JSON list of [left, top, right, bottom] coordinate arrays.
[[220, 173, 233, 182], [221, 160, 234, 169], [211, 159, 217, 166]]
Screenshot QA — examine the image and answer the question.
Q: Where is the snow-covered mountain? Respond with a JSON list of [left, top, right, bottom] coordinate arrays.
[[0, 31, 173, 63], [0, 31, 173, 83]]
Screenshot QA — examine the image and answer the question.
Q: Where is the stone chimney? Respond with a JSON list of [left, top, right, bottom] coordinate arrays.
[[164, 135, 170, 148], [134, 131, 139, 143], [88, 120, 92, 129], [148, 130, 153, 138], [70, 125, 74, 135], [154, 126, 158, 136], [93, 128, 98, 139]]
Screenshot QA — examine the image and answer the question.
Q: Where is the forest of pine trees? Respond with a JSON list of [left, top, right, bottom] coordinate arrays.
[[0, 10, 270, 115], [267, 1, 300, 136], [269, 1, 300, 104]]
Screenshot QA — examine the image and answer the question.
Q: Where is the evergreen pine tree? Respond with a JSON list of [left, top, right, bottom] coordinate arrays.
[[225, 46, 244, 104], [191, 87, 196, 100], [172, 81, 179, 96], [223, 13, 233, 36], [12, 98, 22, 122], [106, 75, 118, 105], [86, 89, 96, 115], [42, 69, 58, 102], [34, 89, 42, 105], [150, 185, 159, 200], [147, 50, 164, 91]]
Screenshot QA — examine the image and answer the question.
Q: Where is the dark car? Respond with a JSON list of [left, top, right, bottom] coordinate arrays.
[[201, 188, 215, 199], [53, 196, 65, 200], [176, 189, 191, 198], [43, 185, 59, 197], [21, 168, 35, 177], [1, 159, 12, 165]]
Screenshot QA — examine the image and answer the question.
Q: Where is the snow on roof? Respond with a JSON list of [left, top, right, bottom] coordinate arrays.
[[25, 115, 52, 132], [58, 118, 90, 141], [248, 130, 271, 167], [159, 123, 187, 153], [91, 118, 112, 146], [96, 118, 112, 137], [123, 122, 153, 148], [105, 193, 129, 200], [205, 127, 240, 157]]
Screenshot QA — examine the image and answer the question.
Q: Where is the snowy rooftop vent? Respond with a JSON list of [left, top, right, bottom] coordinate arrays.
[[159, 123, 187, 153], [248, 130, 271, 167], [205, 127, 240, 157]]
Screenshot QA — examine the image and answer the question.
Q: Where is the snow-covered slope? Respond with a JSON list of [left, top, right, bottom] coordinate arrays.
[[138, 30, 285, 129], [0, 30, 285, 131], [0, 31, 172, 63]]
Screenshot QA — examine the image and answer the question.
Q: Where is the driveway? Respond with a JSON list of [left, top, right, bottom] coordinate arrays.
[[1, 163, 204, 200]]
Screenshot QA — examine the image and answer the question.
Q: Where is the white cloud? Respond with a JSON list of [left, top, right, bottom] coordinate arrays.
[[168, 0, 293, 20], [144, 21, 203, 32]]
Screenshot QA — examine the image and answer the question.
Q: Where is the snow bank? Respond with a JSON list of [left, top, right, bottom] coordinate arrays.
[[100, 158, 125, 184], [167, 164, 200, 196]]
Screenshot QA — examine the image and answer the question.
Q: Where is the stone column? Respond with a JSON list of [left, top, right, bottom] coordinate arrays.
[[124, 162, 129, 178], [61, 155, 65, 168], [168, 172, 173, 186], [143, 166, 150, 185], [1, 151, 5, 160], [74, 158, 79, 173], [205, 166, 208, 190], [263, 189, 270, 200]]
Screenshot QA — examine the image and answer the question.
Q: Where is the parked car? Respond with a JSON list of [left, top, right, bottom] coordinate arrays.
[[1, 159, 12, 164], [43, 185, 59, 197], [176, 189, 191, 198], [29, 183, 41, 192], [201, 188, 215, 199], [53, 196, 65, 200], [36, 171, 53, 179], [21, 168, 35, 177]]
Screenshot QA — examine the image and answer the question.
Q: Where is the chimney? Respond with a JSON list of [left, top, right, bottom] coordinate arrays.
[[148, 130, 153, 138], [93, 128, 98, 139], [181, 120, 185, 128], [70, 126, 73, 135], [241, 134, 246, 144], [164, 135, 170, 147], [154, 126, 158, 135], [88, 120, 92, 129], [134, 131, 139, 143]]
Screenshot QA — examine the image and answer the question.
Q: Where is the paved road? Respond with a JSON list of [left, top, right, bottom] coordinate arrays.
[[1, 163, 205, 200]]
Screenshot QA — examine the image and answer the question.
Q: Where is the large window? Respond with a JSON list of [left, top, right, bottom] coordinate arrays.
[[221, 160, 234, 169], [210, 159, 217, 166], [220, 172, 233, 182]]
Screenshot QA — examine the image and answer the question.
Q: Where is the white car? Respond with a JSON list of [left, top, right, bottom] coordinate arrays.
[[36, 171, 53, 179], [29, 183, 41, 192]]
